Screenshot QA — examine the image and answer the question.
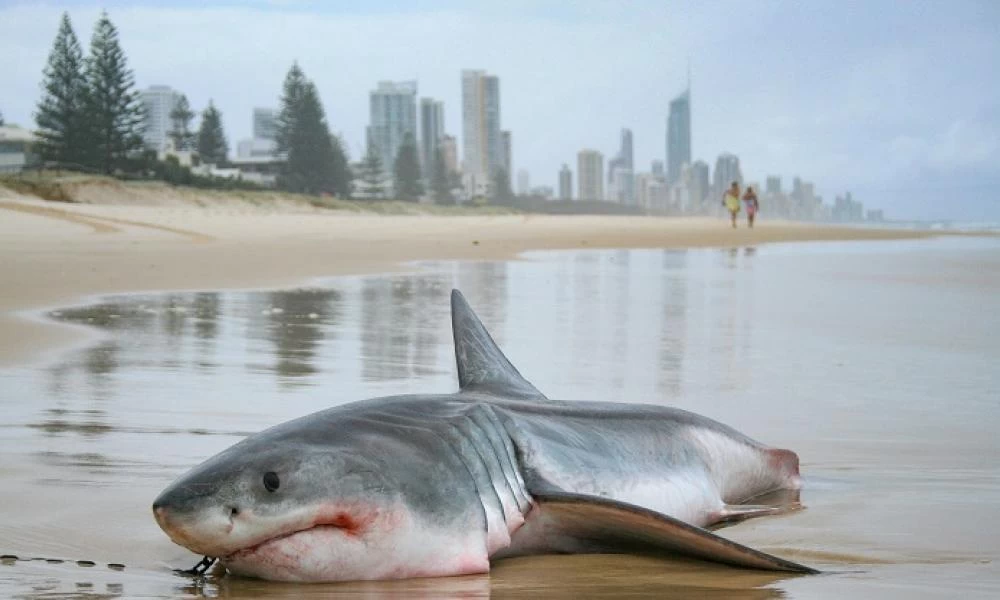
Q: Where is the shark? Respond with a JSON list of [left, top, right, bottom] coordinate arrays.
[[152, 289, 815, 581]]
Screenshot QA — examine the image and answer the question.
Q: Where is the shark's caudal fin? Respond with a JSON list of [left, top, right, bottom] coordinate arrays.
[[517, 493, 818, 574], [451, 289, 546, 399]]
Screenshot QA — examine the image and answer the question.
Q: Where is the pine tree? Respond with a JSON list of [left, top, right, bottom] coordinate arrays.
[[275, 63, 306, 159], [357, 144, 385, 199], [430, 146, 453, 205], [491, 168, 513, 204], [393, 132, 423, 202], [197, 101, 228, 165], [274, 63, 348, 195], [168, 94, 195, 151], [0, 110, 5, 126], [83, 11, 145, 173], [330, 134, 353, 199], [35, 12, 89, 168]]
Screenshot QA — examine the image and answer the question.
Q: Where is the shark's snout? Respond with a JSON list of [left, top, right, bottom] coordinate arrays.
[[152, 488, 238, 556]]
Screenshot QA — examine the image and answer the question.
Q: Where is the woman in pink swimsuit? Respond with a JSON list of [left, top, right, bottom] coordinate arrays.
[[742, 186, 760, 228]]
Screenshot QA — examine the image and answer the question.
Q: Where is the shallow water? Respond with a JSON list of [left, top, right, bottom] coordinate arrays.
[[1, 237, 998, 598]]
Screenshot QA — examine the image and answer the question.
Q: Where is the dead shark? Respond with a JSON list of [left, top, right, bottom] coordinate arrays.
[[152, 289, 816, 581]]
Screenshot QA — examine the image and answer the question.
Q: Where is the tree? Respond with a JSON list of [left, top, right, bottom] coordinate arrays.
[[0, 110, 5, 126], [83, 12, 145, 173], [357, 144, 385, 199], [274, 63, 349, 195], [491, 167, 513, 204], [168, 94, 195, 151], [329, 134, 353, 199], [393, 132, 423, 202], [35, 12, 89, 168], [197, 101, 228, 165], [430, 146, 453, 205]]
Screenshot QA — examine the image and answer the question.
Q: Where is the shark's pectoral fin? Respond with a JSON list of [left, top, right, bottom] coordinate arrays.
[[503, 492, 818, 574]]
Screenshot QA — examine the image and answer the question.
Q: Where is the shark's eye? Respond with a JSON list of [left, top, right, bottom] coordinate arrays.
[[263, 471, 280, 492]]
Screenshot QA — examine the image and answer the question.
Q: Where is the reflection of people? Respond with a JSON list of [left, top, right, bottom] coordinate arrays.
[[722, 181, 741, 228], [742, 186, 760, 228]]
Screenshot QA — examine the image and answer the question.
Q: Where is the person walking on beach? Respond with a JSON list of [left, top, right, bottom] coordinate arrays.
[[722, 181, 741, 228], [742, 186, 760, 228]]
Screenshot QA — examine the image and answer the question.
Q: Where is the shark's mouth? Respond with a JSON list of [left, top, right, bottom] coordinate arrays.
[[223, 524, 349, 561], [224, 511, 365, 561]]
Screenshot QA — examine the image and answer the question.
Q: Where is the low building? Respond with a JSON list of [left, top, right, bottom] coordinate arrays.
[[0, 125, 39, 173]]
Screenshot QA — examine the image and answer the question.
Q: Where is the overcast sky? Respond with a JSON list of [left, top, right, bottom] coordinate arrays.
[[2, 1, 998, 221]]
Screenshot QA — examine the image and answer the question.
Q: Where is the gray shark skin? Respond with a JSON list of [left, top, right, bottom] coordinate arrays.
[[152, 290, 816, 582]]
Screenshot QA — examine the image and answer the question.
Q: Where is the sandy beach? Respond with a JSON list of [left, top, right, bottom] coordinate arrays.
[[0, 186, 953, 366], [2, 183, 999, 599]]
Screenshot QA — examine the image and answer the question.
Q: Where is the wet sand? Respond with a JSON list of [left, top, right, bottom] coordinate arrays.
[[0, 190, 952, 366], [1, 192, 998, 598]]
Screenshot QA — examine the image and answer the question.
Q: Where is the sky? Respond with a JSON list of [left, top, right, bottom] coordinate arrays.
[[1, 0, 998, 221]]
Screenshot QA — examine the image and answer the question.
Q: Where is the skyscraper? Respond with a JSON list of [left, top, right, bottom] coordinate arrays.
[[252, 107, 277, 140], [609, 164, 634, 204], [139, 85, 182, 151], [440, 134, 458, 174], [690, 160, 710, 207], [369, 81, 418, 174], [666, 89, 691, 185], [619, 128, 633, 171], [577, 149, 604, 201], [651, 160, 665, 178], [501, 130, 512, 176], [461, 70, 502, 192], [559, 164, 573, 200], [419, 98, 444, 180], [516, 169, 530, 195], [766, 175, 782, 195], [712, 153, 742, 199]]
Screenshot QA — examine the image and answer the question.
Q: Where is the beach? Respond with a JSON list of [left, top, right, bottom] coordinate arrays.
[[2, 186, 998, 599], [0, 186, 947, 366]]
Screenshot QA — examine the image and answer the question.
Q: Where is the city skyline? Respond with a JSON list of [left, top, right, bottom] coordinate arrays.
[[1, 2, 998, 219]]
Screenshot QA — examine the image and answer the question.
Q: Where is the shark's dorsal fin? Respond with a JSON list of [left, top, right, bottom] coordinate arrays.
[[451, 289, 545, 399]]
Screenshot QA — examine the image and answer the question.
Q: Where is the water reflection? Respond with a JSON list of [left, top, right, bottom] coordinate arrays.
[[7, 241, 996, 598], [260, 288, 341, 382]]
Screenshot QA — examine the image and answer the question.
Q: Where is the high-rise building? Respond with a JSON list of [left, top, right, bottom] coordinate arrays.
[[666, 89, 691, 185], [559, 164, 573, 200], [577, 149, 604, 201], [620, 128, 633, 171], [502, 130, 512, 176], [529, 185, 554, 199], [440, 134, 458, 174], [252, 107, 277, 140], [636, 172, 668, 212], [607, 128, 635, 204], [766, 175, 782, 195], [712, 153, 742, 199], [670, 163, 694, 212], [651, 160, 665, 178], [461, 70, 502, 192], [139, 85, 182, 151], [419, 98, 444, 180], [516, 169, 530, 196], [609, 164, 635, 204], [690, 160, 710, 206], [369, 80, 418, 175]]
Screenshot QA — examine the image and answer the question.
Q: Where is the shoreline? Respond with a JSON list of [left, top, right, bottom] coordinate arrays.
[[0, 191, 983, 367]]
